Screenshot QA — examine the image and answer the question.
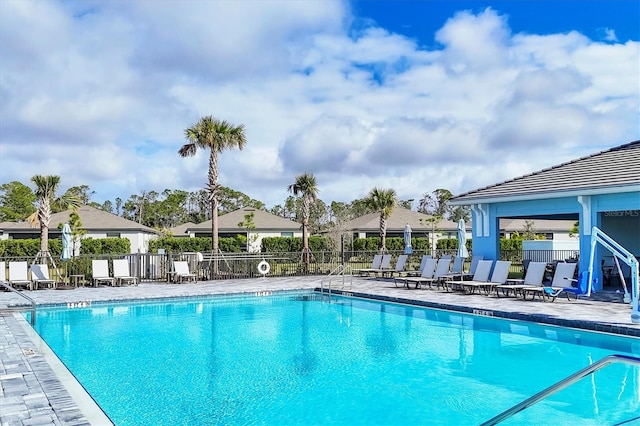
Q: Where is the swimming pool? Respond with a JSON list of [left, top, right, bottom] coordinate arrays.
[[32, 291, 640, 425]]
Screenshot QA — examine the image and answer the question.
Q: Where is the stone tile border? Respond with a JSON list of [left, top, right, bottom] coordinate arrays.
[[318, 288, 640, 337]]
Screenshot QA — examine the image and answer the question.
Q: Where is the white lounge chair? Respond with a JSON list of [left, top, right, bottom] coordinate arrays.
[[410, 257, 452, 290], [31, 264, 57, 290], [92, 259, 116, 286], [394, 258, 437, 289], [458, 261, 511, 295], [0, 261, 6, 282], [445, 260, 493, 293], [379, 255, 408, 278], [9, 261, 33, 290], [522, 262, 578, 302], [173, 261, 196, 283], [113, 259, 138, 286], [440, 256, 464, 280], [357, 254, 383, 276], [368, 254, 393, 277], [405, 255, 432, 276], [494, 261, 547, 298]]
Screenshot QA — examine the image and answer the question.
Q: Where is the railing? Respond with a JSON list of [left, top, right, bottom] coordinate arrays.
[[1, 250, 583, 283], [321, 264, 353, 297], [481, 354, 640, 425], [0, 280, 36, 325]]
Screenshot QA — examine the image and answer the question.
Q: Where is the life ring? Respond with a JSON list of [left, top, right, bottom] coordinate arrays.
[[257, 260, 270, 275]]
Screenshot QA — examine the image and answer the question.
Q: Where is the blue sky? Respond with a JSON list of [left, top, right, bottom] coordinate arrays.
[[356, 0, 639, 42], [0, 0, 638, 209]]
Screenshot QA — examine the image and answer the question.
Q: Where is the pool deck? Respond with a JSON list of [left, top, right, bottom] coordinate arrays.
[[1, 275, 639, 425]]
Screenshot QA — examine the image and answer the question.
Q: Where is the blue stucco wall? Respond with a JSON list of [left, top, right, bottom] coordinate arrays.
[[470, 191, 639, 292]]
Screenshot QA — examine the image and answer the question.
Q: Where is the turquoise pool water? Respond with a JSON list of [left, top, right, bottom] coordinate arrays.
[[32, 292, 640, 425]]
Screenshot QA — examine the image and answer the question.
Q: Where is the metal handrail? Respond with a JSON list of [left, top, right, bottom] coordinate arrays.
[[0, 280, 36, 325], [321, 264, 353, 297], [481, 354, 640, 425]]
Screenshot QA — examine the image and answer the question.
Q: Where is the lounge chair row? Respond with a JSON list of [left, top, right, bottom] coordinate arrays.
[[358, 254, 480, 283], [395, 257, 579, 302], [0, 261, 58, 290], [0, 259, 139, 290], [393, 255, 484, 289]]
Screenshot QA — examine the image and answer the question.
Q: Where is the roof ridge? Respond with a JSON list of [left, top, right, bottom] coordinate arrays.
[[452, 140, 640, 200]]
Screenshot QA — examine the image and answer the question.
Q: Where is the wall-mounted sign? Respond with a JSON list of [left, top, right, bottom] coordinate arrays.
[[603, 210, 639, 217]]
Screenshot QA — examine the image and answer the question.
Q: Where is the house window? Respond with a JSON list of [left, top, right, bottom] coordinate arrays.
[[281, 232, 293, 237], [545, 233, 554, 240], [106, 232, 121, 238]]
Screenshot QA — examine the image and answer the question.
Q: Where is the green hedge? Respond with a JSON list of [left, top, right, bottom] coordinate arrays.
[[500, 238, 523, 251], [80, 237, 131, 254], [261, 237, 333, 253], [148, 237, 240, 253], [0, 236, 133, 257], [352, 237, 431, 251], [436, 238, 473, 251], [0, 239, 62, 258]]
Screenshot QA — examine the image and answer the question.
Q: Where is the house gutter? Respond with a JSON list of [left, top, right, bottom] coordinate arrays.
[[449, 184, 640, 206]]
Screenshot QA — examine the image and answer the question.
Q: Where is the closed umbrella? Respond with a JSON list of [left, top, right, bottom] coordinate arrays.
[[457, 219, 469, 259], [404, 224, 413, 255], [61, 223, 72, 261]]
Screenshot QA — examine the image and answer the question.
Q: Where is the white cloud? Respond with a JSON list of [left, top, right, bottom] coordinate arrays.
[[0, 2, 637, 210]]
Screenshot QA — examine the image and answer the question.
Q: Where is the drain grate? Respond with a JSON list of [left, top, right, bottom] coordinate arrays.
[[22, 348, 36, 356]]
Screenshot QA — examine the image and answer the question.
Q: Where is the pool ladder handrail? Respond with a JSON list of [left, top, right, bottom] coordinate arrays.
[[321, 264, 353, 297], [481, 353, 640, 426], [0, 280, 36, 325]]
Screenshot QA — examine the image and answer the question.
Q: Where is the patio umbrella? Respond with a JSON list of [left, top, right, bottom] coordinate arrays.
[[457, 219, 469, 259], [404, 224, 413, 254], [61, 223, 72, 261]]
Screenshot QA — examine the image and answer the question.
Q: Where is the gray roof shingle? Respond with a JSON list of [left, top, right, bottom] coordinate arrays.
[[0, 205, 159, 234], [451, 140, 640, 204], [340, 207, 463, 232]]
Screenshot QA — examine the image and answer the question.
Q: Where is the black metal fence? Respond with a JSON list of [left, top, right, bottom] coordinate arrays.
[[0, 249, 581, 285]]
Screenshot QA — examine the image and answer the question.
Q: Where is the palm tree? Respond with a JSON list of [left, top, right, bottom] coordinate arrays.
[[179, 116, 247, 260], [364, 187, 398, 253], [287, 173, 319, 272], [27, 175, 81, 262]]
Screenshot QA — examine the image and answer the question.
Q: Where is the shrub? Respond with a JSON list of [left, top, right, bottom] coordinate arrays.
[[148, 237, 240, 253], [80, 237, 131, 254]]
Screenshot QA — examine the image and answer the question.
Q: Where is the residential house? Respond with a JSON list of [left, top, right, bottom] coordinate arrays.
[[0, 205, 159, 253], [179, 207, 302, 252]]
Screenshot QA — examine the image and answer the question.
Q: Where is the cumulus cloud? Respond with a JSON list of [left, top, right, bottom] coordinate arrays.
[[0, 2, 637, 208]]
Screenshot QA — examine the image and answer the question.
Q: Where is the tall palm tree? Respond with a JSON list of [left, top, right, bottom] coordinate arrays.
[[27, 175, 81, 262], [179, 116, 247, 258], [287, 173, 319, 272], [364, 187, 398, 253]]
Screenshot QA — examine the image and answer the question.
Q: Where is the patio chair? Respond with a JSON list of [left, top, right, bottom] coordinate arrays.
[[522, 262, 578, 302], [367, 254, 393, 277], [394, 258, 437, 289], [404, 255, 432, 277], [378, 254, 408, 278], [414, 257, 452, 290], [444, 260, 493, 293], [494, 261, 547, 298], [173, 261, 197, 283], [455, 255, 484, 280], [0, 261, 6, 282], [113, 259, 139, 286], [459, 260, 511, 295], [92, 259, 116, 286], [8, 261, 33, 290], [31, 264, 57, 290], [440, 256, 464, 280], [357, 254, 383, 276]]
